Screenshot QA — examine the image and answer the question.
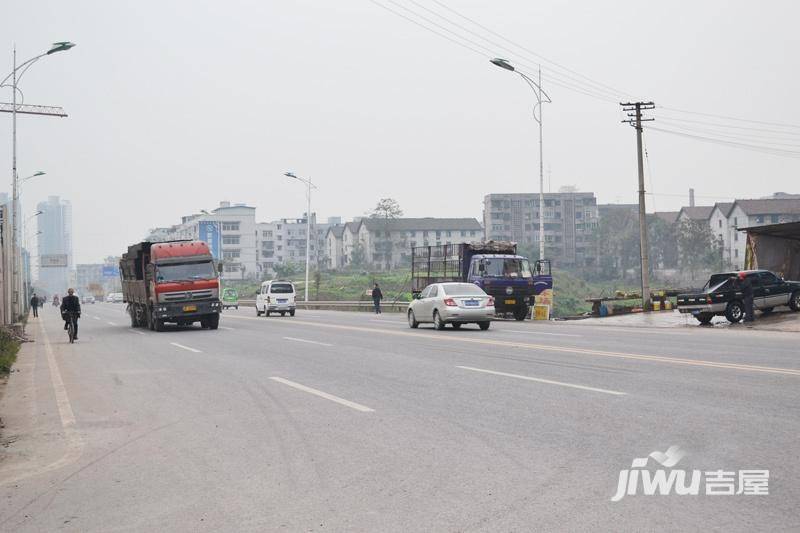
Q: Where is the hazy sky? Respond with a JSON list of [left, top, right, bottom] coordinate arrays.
[[3, 0, 799, 264]]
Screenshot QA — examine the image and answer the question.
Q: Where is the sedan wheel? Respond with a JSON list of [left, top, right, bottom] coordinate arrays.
[[433, 311, 446, 330], [408, 310, 419, 329]]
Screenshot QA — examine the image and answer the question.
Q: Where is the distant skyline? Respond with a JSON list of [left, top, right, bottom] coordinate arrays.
[[3, 0, 799, 264]]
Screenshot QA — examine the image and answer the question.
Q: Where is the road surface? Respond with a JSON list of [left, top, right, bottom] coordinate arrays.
[[1, 304, 798, 531]]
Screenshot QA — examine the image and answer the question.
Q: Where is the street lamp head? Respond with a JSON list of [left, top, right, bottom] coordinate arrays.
[[47, 42, 76, 55], [284, 172, 297, 178], [490, 58, 515, 72], [33, 171, 45, 176]]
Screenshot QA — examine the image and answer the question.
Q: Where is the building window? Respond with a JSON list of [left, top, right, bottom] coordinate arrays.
[[221, 222, 239, 231], [771, 215, 779, 223], [262, 230, 273, 238], [718, 220, 722, 228], [223, 249, 241, 259], [755, 215, 764, 224], [222, 235, 240, 245]]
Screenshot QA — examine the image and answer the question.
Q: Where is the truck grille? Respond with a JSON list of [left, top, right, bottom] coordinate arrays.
[[162, 289, 215, 302]]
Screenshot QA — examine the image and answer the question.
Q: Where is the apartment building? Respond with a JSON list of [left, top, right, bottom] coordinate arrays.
[[325, 217, 483, 270], [483, 192, 599, 267]]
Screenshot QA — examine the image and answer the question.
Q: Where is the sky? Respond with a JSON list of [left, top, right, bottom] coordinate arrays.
[[2, 0, 799, 264]]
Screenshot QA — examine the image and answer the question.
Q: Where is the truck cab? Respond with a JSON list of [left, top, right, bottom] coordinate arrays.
[[467, 254, 549, 320]]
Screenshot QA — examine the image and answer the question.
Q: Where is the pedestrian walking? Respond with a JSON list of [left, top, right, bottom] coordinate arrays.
[[738, 272, 755, 323], [30, 293, 39, 318], [372, 283, 383, 314]]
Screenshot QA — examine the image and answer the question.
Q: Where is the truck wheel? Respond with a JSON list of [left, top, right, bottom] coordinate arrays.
[[154, 318, 165, 332], [695, 313, 713, 325], [129, 307, 137, 327], [790, 291, 800, 311], [725, 301, 744, 323], [256, 306, 262, 316], [513, 307, 528, 321], [266, 310, 271, 317], [289, 309, 295, 317], [433, 310, 446, 330], [146, 308, 155, 331], [478, 321, 491, 330], [208, 314, 219, 330], [408, 310, 419, 329]]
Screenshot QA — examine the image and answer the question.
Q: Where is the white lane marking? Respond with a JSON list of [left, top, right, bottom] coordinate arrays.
[[170, 342, 202, 353], [1, 320, 85, 486], [219, 326, 235, 331], [269, 377, 374, 412], [456, 365, 627, 396], [283, 336, 333, 347], [107, 321, 117, 326], [501, 330, 582, 337], [129, 330, 145, 335]]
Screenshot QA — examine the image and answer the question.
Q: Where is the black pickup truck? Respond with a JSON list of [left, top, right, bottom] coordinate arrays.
[[677, 270, 800, 324]]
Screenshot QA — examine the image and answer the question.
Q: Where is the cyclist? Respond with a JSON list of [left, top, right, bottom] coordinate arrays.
[[52, 294, 60, 307], [60, 288, 81, 340]]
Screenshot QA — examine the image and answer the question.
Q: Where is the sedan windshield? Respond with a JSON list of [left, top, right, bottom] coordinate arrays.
[[442, 283, 486, 296], [156, 262, 216, 282]]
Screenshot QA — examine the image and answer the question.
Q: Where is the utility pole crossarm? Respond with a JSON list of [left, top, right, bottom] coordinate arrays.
[[0, 102, 67, 117]]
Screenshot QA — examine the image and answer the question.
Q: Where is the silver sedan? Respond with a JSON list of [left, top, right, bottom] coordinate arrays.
[[408, 282, 495, 330]]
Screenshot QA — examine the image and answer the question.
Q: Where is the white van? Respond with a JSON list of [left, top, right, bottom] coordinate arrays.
[[256, 280, 296, 317]]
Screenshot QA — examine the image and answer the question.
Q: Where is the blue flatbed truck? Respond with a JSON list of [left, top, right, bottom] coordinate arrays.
[[411, 241, 552, 321]]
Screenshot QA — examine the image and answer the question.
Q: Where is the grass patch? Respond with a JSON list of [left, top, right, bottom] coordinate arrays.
[[225, 268, 640, 319], [0, 329, 20, 375]]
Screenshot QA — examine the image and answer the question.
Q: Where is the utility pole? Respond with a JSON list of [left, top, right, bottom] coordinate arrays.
[[621, 101, 655, 311]]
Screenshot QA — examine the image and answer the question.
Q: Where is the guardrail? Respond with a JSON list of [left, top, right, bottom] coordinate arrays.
[[237, 300, 409, 313]]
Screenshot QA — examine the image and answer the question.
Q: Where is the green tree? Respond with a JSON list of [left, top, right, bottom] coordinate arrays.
[[274, 261, 300, 279], [369, 198, 403, 271], [597, 208, 640, 281], [647, 216, 679, 270], [677, 219, 720, 281], [349, 242, 366, 270]]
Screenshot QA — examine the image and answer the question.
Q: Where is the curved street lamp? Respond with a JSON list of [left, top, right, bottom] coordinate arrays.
[[2, 42, 74, 319], [490, 58, 551, 262], [284, 171, 317, 302]]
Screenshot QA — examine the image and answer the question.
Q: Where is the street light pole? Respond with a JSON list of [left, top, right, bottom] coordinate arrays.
[[2, 42, 74, 321], [284, 172, 316, 302], [490, 59, 551, 261]]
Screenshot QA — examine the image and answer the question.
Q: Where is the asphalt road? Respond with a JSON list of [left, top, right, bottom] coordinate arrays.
[[1, 303, 798, 532]]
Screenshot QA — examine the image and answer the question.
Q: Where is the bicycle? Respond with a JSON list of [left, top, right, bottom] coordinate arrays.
[[63, 311, 79, 343]]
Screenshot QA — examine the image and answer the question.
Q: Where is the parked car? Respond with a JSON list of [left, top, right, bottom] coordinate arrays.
[[407, 282, 495, 330], [677, 270, 800, 324], [108, 292, 124, 303], [81, 294, 96, 304], [255, 281, 296, 317], [106, 293, 114, 303], [221, 287, 239, 310]]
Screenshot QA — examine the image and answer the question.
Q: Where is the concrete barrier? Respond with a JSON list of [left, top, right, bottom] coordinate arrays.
[[238, 300, 409, 313]]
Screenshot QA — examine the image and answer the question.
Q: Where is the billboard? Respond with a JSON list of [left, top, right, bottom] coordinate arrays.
[[198, 221, 220, 259], [40, 254, 68, 268], [102, 265, 120, 278]]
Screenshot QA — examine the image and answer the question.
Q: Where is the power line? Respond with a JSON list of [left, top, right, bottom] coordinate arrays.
[[659, 105, 800, 130], [654, 115, 800, 136], [654, 119, 800, 148], [428, 0, 635, 99], [370, 0, 623, 103], [404, 0, 626, 101], [647, 126, 800, 158]]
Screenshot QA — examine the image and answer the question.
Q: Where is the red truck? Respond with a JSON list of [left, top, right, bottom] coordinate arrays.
[[120, 241, 222, 331]]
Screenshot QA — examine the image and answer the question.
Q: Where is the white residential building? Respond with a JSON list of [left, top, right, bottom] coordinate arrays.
[[727, 199, 800, 269]]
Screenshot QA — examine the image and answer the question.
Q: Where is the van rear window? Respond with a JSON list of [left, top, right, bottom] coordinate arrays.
[[270, 283, 294, 294]]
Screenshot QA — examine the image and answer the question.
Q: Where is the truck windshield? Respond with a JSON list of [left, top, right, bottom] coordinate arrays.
[[480, 258, 532, 279], [156, 262, 216, 282]]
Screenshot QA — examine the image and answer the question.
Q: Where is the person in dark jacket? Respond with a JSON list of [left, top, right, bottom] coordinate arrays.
[[372, 283, 383, 314], [60, 288, 82, 339], [30, 293, 39, 318], [738, 272, 755, 323]]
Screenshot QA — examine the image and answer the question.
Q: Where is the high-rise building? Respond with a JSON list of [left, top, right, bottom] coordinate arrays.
[[483, 192, 599, 267], [36, 196, 73, 295]]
